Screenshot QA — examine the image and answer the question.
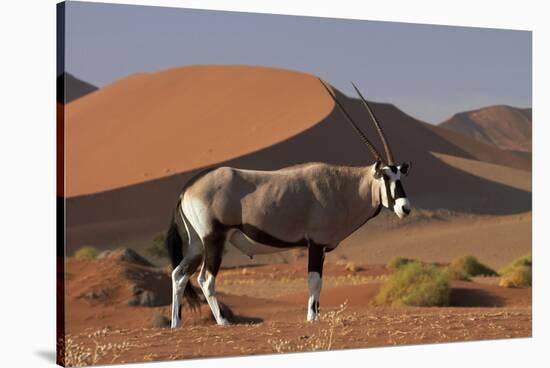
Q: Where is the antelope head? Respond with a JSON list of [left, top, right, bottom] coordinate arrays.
[[319, 79, 412, 219]]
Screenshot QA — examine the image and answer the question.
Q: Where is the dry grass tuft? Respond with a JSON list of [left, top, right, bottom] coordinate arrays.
[[58, 329, 133, 367], [268, 301, 355, 353], [335, 256, 348, 266], [344, 262, 362, 272]]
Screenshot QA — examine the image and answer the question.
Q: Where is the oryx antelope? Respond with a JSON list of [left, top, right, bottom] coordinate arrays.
[[166, 79, 412, 327]]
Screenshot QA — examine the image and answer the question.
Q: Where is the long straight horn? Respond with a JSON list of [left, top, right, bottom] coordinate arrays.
[[351, 82, 395, 165], [318, 78, 384, 163]]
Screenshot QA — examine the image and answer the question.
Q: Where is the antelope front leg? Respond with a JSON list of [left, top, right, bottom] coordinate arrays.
[[307, 244, 325, 321]]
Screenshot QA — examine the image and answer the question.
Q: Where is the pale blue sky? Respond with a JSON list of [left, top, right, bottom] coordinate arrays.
[[63, 1, 532, 123]]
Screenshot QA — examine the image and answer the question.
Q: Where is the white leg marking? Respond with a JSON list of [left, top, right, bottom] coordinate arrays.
[[197, 264, 230, 326], [307, 271, 322, 321], [170, 265, 189, 328], [170, 238, 203, 329]]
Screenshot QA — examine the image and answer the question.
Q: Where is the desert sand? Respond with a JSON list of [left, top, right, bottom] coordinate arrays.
[[60, 251, 531, 366]]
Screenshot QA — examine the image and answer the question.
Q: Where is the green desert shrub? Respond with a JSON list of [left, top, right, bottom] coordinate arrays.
[[146, 232, 168, 258], [499, 266, 531, 288], [445, 267, 471, 281], [447, 255, 498, 281], [147, 227, 191, 259], [387, 257, 417, 271], [376, 262, 450, 307], [499, 254, 532, 276], [74, 246, 100, 260], [499, 254, 532, 288]]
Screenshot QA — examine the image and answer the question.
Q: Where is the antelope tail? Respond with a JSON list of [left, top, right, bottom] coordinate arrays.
[[165, 204, 201, 310]]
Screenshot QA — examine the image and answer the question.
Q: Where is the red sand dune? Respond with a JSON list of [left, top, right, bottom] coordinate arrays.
[[440, 105, 532, 152], [65, 65, 333, 197]]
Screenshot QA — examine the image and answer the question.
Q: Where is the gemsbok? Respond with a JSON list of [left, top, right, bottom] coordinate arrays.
[[166, 79, 412, 327]]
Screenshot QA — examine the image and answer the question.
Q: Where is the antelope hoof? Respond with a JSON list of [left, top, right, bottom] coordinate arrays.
[[217, 318, 231, 326], [307, 314, 319, 322]]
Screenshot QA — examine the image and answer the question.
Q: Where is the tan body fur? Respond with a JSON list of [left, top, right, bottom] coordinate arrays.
[[181, 162, 384, 251]]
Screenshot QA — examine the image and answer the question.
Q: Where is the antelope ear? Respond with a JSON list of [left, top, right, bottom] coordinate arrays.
[[373, 160, 384, 178], [400, 162, 412, 176]]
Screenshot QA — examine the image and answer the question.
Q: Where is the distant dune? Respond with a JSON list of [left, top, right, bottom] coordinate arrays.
[[57, 72, 98, 104], [440, 105, 532, 152], [63, 65, 532, 250]]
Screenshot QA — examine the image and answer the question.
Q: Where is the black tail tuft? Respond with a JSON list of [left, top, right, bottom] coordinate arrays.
[[165, 207, 202, 311], [183, 282, 202, 311], [166, 219, 184, 269]]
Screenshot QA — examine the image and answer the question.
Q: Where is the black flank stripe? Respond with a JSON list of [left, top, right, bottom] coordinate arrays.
[[233, 223, 308, 248]]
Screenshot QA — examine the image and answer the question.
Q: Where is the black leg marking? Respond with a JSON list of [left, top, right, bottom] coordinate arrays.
[[203, 222, 226, 277], [308, 243, 326, 276], [311, 300, 319, 315], [201, 221, 228, 322], [307, 242, 326, 320]]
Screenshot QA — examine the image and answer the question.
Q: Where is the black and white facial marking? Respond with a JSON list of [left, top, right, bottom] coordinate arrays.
[[375, 161, 412, 219]]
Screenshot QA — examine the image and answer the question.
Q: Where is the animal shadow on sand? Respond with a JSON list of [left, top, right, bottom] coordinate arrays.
[[450, 287, 504, 307], [219, 303, 264, 325], [183, 302, 263, 326]]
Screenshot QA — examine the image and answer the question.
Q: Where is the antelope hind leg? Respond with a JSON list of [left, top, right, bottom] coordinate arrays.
[[307, 244, 325, 321], [197, 263, 231, 325]]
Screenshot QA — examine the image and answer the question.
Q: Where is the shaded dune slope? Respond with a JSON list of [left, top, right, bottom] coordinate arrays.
[[65, 66, 531, 250]]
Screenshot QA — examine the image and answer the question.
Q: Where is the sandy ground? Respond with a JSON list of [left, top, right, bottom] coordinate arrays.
[[60, 249, 531, 366]]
